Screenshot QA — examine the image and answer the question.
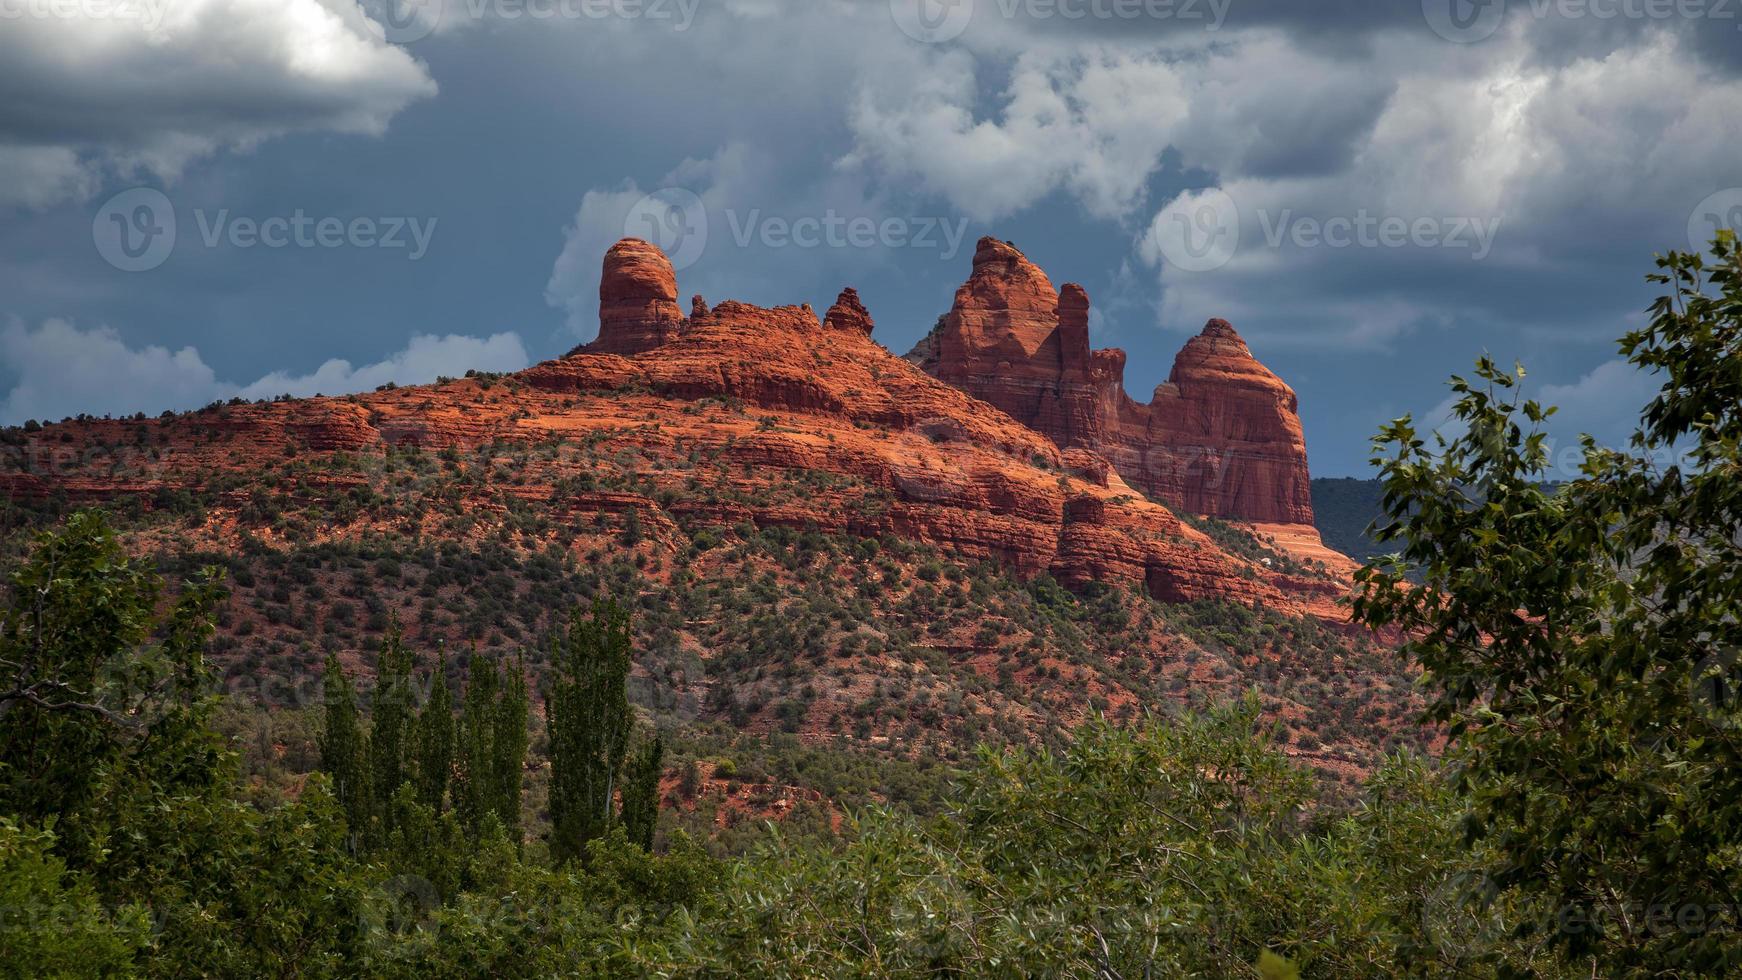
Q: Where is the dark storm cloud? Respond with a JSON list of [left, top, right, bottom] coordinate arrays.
[[0, 0, 1736, 476]]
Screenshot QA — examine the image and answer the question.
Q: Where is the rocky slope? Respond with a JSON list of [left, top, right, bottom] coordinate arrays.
[[1, 238, 1419, 783], [907, 238, 1315, 525], [2, 239, 1340, 616]]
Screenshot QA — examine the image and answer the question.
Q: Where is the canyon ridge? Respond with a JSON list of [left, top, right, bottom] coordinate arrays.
[[1, 237, 1420, 792]]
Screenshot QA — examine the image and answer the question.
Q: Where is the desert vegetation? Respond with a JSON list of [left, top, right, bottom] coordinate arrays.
[[2, 236, 1739, 975]]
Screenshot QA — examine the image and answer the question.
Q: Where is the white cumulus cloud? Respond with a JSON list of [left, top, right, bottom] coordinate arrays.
[[0, 317, 527, 425], [0, 0, 437, 209], [846, 46, 1189, 223], [1140, 24, 1742, 347]]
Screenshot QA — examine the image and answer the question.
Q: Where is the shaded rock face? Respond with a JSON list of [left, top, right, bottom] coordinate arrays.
[[906, 237, 1313, 524], [590, 238, 687, 355]]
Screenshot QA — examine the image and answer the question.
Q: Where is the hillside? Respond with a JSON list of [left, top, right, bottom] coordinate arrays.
[[0, 238, 1427, 817], [1311, 477, 1389, 565]]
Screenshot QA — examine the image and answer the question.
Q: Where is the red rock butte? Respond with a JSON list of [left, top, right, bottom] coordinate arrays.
[[3, 235, 1351, 621], [591, 237, 688, 355], [589, 235, 1316, 527], [575, 233, 1342, 571], [905, 237, 1313, 525]]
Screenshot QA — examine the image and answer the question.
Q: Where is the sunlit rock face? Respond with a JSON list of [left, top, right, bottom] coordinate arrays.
[[907, 237, 1313, 524]]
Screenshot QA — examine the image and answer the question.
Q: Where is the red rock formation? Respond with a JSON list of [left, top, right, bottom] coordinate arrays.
[[1141, 319, 1313, 524], [907, 237, 1314, 525], [823, 288, 873, 335], [2, 237, 1346, 619], [909, 238, 1101, 447], [589, 238, 686, 355]]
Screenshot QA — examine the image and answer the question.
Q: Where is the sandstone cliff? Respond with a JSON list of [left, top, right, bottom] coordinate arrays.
[[2, 238, 1346, 619], [588, 237, 688, 355], [907, 238, 1314, 525]]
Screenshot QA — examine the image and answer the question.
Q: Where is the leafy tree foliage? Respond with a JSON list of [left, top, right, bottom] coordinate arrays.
[[453, 649, 527, 843], [620, 732, 664, 852], [0, 511, 226, 870], [0, 514, 1527, 976], [491, 651, 529, 843], [0, 817, 148, 976], [674, 699, 1484, 977], [369, 621, 415, 842], [412, 648, 454, 814], [320, 649, 370, 854], [1353, 231, 1742, 974], [0, 514, 378, 977], [547, 598, 634, 864]]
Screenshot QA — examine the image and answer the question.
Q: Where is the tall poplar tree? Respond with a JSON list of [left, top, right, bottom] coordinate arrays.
[[453, 649, 527, 841], [492, 651, 529, 843], [546, 598, 633, 865], [412, 648, 453, 813], [454, 648, 499, 838], [619, 732, 663, 852], [367, 621, 414, 840], [318, 650, 369, 854]]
